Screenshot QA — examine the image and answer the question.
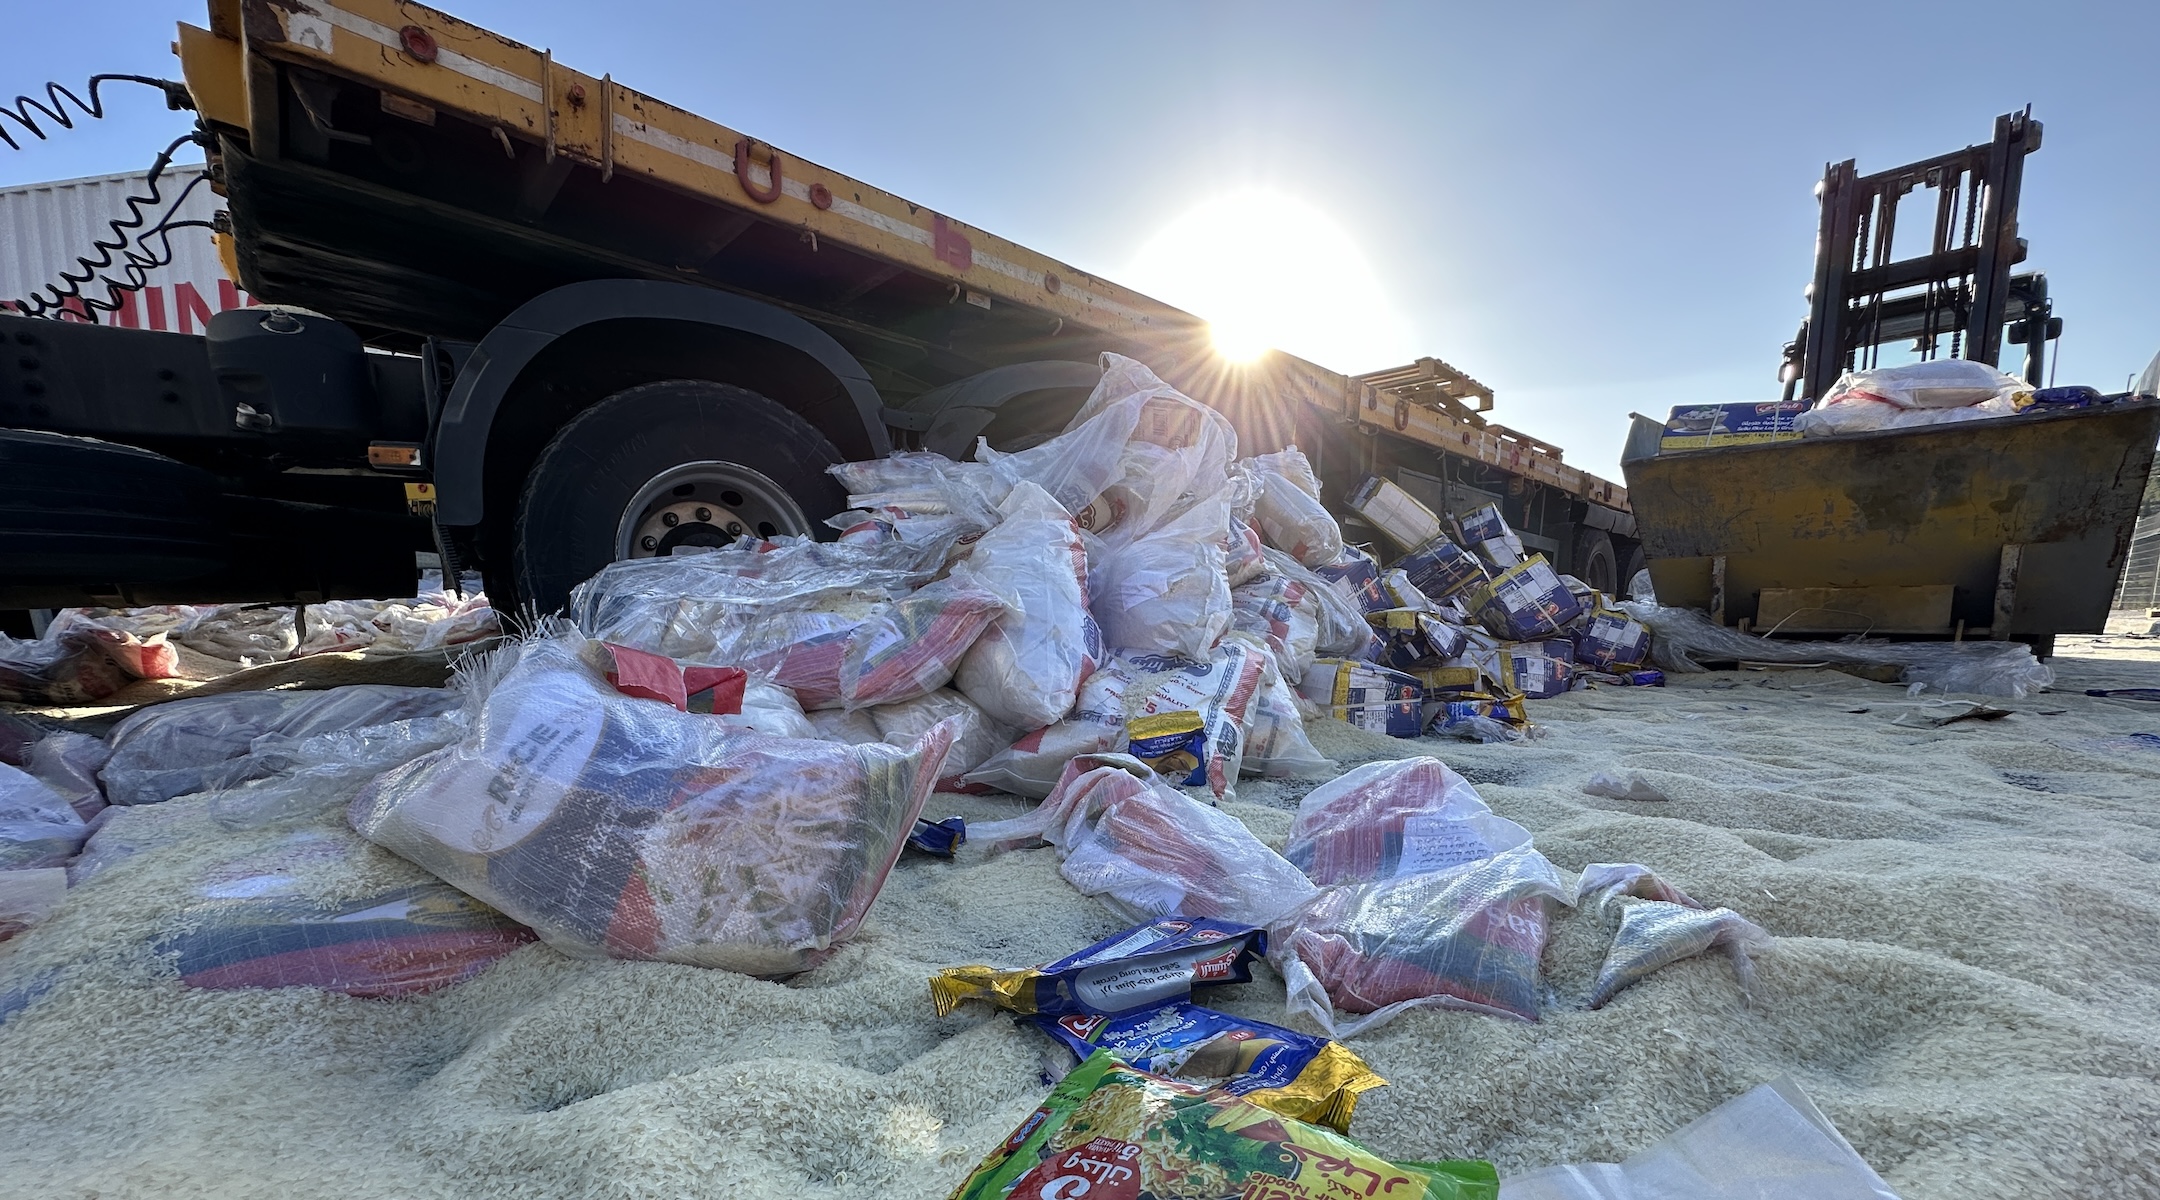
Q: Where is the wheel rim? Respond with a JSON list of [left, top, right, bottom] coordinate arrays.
[[615, 461, 815, 560]]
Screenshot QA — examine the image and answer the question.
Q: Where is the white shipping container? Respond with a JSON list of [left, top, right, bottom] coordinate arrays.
[[0, 166, 250, 331]]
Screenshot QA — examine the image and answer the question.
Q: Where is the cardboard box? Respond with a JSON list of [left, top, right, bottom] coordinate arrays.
[[1471, 555, 1585, 640], [1348, 476, 1445, 551], [1298, 658, 1424, 738], [1394, 535, 1489, 602], [1369, 609, 1471, 670], [1657, 401, 1808, 452], [1507, 639, 1575, 700], [1574, 610, 1650, 669], [1312, 547, 1390, 614]]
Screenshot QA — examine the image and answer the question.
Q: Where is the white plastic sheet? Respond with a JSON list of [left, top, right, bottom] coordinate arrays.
[[1498, 1076, 1901, 1200], [1619, 601, 2055, 697]]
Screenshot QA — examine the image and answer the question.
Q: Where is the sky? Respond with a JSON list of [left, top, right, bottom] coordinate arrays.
[[6, 1, 2158, 480]]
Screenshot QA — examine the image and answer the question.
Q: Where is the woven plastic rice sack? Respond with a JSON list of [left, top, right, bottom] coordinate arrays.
[[806, 707, 882, 744], [0, 763, 89, 870], [868, 688, 1016, 786], [1259, 547, 1374, 658], [971, 755, 1319, 928], [1224, 518, 1269, 587], [1272, 845, 1571, 1032], [980, 354, 1238, 545], [350, 635, 953, 975], [963, 641, 1267, 799], [1248, 446, 1343, 567], [571, 539, 1001, 710], [100, 685, 460, 808], [0, 607, 184, 704], [19, 731, 108, 821], [1090, 519, 1231, 660], [1283, 758, 1531, 885], [1230, 572, 1324, 683], [950, 481, 1101, 730], [1239, 644, 1335, 779], [154, 830, 534, 998]]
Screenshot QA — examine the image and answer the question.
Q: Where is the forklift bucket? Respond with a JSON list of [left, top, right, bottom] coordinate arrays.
[[1621, 399, 2160, 650]]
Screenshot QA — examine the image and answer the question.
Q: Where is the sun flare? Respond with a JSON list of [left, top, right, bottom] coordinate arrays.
[[1126, 190, 1409, 371]]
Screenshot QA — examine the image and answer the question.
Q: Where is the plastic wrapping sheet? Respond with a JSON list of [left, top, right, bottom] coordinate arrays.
[[0, 868, 67, 942], [970, 755, 1319, 929], [868, 688, 1016, 786], [100, 685, 460, 808], [196, 714, 472, 834], [1575, 863, 1769, 1010], [1497, 1076, 1900, 1200], [1284, 758, 1530, 885], [349, 635, 954, 975], [806, 707, 883, 744], [950, 481, 1101, 730], [175, 604, 301, 664], [1247, 446, 1343, 567], [1090, 525, 1231, 660], [1618, 601, 2056, 697], [1273, 845, 1571, 1032], [0, 763, 89, 870], [292, 593, 499, 658]]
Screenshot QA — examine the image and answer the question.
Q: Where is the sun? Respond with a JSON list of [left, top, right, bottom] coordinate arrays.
[[1124, 190, 1409, 370]]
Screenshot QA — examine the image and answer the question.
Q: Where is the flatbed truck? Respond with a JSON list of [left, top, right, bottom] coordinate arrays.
[[2, 0, 1636, 617]]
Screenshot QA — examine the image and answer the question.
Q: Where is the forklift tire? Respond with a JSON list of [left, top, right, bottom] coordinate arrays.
[[1570, 527, 1619, 595], [507, 380, 847, 615]]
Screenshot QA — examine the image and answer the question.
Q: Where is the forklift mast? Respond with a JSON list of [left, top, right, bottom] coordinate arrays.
[[1784, 109, 2058, 403]]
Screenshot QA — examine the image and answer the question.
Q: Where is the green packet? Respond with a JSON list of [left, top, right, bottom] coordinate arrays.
[[949, 1048, 1496, 1200]]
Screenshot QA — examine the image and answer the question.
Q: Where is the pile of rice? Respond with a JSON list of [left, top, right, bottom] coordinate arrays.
[[4, 636, 2158, 1198]]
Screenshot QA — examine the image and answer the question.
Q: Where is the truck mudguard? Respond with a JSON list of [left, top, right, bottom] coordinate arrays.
[[431, 279, 888, 528]]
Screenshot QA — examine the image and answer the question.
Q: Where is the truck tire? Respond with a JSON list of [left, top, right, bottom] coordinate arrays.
[[1617, 541, 1648, 598], [0, 429, 226, 591], [1570, 527, 1619, 595], [508, 380, 848, 614]]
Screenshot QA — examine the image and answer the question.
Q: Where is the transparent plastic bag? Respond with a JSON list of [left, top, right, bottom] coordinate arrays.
[[1230, 571, 1323, 684], [0, 763, 89, 870], [1273, 844, 1571, 1032], [1238, 643, 1335, 778], [199, 713, 471, 832], [1283, 757, 1529, 885], [1090, 517, 1230, 659], [970, 754, 1318, 928], [868, 687, 1017, 785], [23, 731, 109, 820], [1822, 359, 2028, 409], [1497, 1076, 1900, 1200], [0, 867, 68, 942], [1247, 446, 1343, 567], [963, 642, 1267, 799], [1619, 600, 2054, 697], [980, 354, 1238, 543], [100, 684, 459, 807], [147, 828, 534, 998], [1575, 863, 1769, 1009], [806, 707, 882, 744], [349, 635, 953, 974], [950, 481, 1100, 730], [1792, 393, 2018, 437], [1224, 519, 1269, 588], [1259, 547, 1373, 657], [572, 539, 1001, 710]]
